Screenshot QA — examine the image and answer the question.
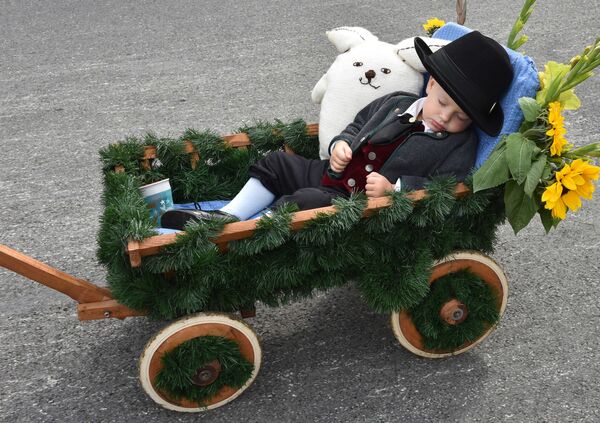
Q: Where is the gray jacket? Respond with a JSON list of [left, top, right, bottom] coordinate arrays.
[[328, 91, 478, 190]]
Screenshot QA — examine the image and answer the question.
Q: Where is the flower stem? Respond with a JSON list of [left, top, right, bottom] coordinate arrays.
[[507, 0, 537, 51]]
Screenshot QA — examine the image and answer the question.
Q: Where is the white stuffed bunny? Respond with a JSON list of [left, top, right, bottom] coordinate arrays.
[[312, 27, 449, 159]]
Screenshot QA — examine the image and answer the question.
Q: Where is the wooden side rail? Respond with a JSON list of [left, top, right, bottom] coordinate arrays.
[[126, 183, 470, 267], [117, 123, 320, 173]]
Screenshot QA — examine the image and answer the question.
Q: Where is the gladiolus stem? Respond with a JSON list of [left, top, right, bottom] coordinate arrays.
[[560, 72, 593, 92], [565, 142, 600, 157]]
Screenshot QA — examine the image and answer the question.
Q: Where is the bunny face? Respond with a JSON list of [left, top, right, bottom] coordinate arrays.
[[328, 40, 424, 96]]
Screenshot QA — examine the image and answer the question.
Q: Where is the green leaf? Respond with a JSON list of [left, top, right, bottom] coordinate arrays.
[[541, 163, 552, 179], [504, 180, 539, 234], [538, 208, 559, 233], [523, 154, 547, 197], [557, 89, 581, 110], [473, 143, 510, 192], [506, 133, 536, 184], [518, 97, 542, 122], [536, 61, 571, 105]]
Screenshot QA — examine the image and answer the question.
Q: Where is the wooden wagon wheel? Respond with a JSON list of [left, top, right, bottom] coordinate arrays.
[[139, 312, 261, 412], [391, 251, 508, 358]]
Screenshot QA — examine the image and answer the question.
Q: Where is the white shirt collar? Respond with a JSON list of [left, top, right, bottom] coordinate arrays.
[[402, 97, 434, 133]]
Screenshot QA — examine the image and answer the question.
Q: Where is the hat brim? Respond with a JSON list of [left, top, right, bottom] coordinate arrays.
[[414, 36, 504, 136]]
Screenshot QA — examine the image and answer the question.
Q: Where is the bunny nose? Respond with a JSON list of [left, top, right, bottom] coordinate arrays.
[[365, 69, 376, 80]]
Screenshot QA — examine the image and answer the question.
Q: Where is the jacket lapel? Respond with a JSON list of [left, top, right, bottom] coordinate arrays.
[[367, 115, 416, 145]]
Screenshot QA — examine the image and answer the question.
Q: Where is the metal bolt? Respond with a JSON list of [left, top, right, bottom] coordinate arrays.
[[452, 309, 464, 321]]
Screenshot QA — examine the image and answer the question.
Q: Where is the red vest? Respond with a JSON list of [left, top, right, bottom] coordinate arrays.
[[322, 122, 424, 192]]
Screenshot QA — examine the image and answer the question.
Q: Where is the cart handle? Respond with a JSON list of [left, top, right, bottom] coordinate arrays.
[[0, 244, 113, 304]]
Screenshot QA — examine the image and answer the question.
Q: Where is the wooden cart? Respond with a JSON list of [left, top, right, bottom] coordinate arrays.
[[0, 122, 509, 412]]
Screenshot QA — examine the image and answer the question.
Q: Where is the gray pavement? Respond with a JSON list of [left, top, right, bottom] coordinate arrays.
[[1, 1, 599, 422]]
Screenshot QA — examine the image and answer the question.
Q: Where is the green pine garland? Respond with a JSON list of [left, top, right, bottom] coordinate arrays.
[[154, 335, 254, 406], [409, 269, 500, 351], [97, 120, 506, 340]]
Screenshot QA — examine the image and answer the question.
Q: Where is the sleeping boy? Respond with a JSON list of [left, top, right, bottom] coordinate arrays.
[[161, 31, 513, 229]]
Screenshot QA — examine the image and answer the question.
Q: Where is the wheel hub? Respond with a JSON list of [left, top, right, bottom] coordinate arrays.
[[439, 299, 468, 325], [191, 359, 222, 386]]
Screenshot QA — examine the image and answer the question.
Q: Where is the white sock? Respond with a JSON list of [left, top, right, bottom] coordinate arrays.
[[220, 177, 275, 220]]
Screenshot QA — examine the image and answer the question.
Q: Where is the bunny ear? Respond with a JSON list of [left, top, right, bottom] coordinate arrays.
[[396, 36, 450, 73], [326, 27, 378, 52]]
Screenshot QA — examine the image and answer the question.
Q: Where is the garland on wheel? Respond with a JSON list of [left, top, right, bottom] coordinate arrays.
[[409, 269, 500, 351], [97, 120, 506, 323], [155, 335, 254, 406]]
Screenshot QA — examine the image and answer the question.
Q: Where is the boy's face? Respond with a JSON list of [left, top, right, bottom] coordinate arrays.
[[420, 78, 472, 133]]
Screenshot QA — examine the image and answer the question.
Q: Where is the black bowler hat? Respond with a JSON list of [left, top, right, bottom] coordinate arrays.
[[415, 31, 513, 136]]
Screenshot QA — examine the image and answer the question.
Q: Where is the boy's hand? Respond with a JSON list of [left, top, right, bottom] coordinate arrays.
[[330, 142, 352, 173], [365, 172, 394, 198]]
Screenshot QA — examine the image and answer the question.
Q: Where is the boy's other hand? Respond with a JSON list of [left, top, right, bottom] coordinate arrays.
[[365, 172, 394, 198], [330, 142, 352, 173]]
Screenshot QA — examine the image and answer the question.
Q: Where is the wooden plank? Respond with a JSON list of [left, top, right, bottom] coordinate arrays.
[[0, 244, 113, 304], [77, 299, 146, 321], [126, 183, 470, 267], [183, 140, 196, 153], [222, 133, 251, 148], [143, 145, 157, 160], [306, 123, 319, 136], [127, 234, 178, 261], [130, 124, 320, 173], [128, 240, 142, 268]]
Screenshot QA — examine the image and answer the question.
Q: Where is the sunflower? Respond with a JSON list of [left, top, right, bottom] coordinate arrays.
[[423, 18, 446, 37], [546, 101, 569, 156], [542, 159, 600, 219]]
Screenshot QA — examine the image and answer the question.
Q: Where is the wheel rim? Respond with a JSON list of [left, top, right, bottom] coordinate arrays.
[[391, 251, 508, 358], [139, 312, 261, 412]]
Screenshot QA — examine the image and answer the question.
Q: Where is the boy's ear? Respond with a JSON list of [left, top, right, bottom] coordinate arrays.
[[396, 37, 450, 73], [326, 27, 378, 53]]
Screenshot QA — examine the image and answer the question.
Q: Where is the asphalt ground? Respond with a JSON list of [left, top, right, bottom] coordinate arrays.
[[1, 1, 599, 422]]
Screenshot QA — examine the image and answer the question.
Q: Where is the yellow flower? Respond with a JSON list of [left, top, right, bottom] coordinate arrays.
[[562, 190, 582, 211], [571, 160, 600, 199], [576, 159, 600, 181], [542, 182, 567, 219], [543, 160, 600, 219], [546, 101, 569, 156], [556, 162, 585, 190], [545, 194, 567, 220], [541, 181, 563, 204], [575, 180, 595, 199], [423, 18, 446, 36], [538, 71, 546, 90], [547, 101, 562, 124]]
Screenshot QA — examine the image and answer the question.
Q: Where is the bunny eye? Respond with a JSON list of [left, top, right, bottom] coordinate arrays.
[[353, 62, 363, 67], [381, 68, 391, 74]]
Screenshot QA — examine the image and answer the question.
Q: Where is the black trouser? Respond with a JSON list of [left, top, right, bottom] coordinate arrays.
[[248, 151, 349, 210]]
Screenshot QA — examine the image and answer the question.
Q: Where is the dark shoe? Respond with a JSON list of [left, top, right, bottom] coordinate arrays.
[[160, 209, 238, 230]]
